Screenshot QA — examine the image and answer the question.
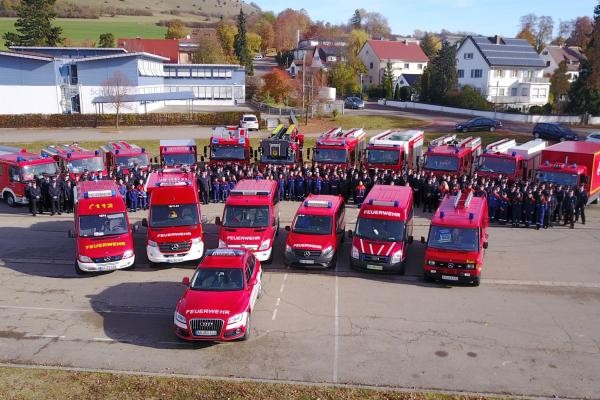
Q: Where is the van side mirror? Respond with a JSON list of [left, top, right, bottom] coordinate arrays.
[[67, 230, 76, 238], [201, 215, 209, 224], [141, 218, 148, 228], [420, 236, 425, 244], [408, 235, 414, 244], [182, 276, 190, 286], [483, 242, 489, 249], [215, 216, 221, 226], [347, 229, 353, 238], [285, 225, 290, 232]]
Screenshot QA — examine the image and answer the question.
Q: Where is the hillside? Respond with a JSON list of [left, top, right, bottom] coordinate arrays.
[[72, 0, 260, 17]]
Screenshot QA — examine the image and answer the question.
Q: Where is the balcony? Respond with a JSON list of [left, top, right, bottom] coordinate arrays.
[[520, 77, 550, 84]]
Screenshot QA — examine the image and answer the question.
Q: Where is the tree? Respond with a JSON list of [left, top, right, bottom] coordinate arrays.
[[274, 8, 311, 51], [247, 32, 262, 55], [568, 16, 593, 49], [429, 41, 457, 103], [98, 33, 115, 48], [261, 68, 294, 104], [253, 17, 274, 53], [362, 11, 390, 38], [217, 20, 237, 57], [420, 32, 441, 59], [516, 26, 536, 48], [328, 62, 360, 98], [192, 35, 228, 64], [393, 84, 400, 100], [234, 8, 252, 73], [382, 60, 394, 99], [550, 61, 570, 110], [415, 66, 431, 102], [399, 86, 411, 101], [100, 71, 132, 129], [350, 9, 362, 29], [554, 20, 575, 46], [348, 29, 369, 58], [165, 19, 186, 39], [3, 0, 63, 47], [517, 13, 554, 53]]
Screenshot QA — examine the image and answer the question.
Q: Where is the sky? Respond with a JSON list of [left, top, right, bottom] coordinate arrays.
[[254, 0, 592, 37]]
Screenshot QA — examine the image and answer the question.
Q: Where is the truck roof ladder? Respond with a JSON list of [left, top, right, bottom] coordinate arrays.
[[454, 191, 473, 209], [430, 134, 456, 147]]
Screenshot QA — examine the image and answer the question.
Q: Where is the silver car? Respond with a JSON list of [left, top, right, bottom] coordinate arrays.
[[240, 114, 259, 131]]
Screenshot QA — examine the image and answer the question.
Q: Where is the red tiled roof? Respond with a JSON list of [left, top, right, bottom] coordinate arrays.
[[117, 38, 179, 63], [366, 40, 429, 62]]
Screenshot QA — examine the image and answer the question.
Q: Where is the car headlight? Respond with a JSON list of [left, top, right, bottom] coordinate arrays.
[[148, 240, 157, 247], [174, 311, 187, 325], [227, 312, 246, 325], [259, 239, 270, 251], [427, 260, 436, 266], [123, 249, 134, 258], [351, 246, 359, 259], [78, 255, 92, 263], [322, 245, 333, 255], [466, 263, 476, 270], [285, 244, 292, 253], [191, 237, 202, 245], [218, 239, 226, 248], [390, 250, 403, 264]]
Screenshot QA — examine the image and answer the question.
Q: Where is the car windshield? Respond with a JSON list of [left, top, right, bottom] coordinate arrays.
[[191, 268, 244, 291], [211, 145, 246, 160], [292, 214, 332, 235], [67, 157, 104, 173], [313, 148, 348, 163], [150, 204, 199, 228], [116, 154, 150, 168], [367, 149, 400, 165], [478, 156, 516, 175], [20, 162, 58, 181], [223, 205, 270, 228], [428, 226, 479, 252], [79, 213, 128, 238], [162, 153, 196, 166], [424, 155, 459, 172], [536, 170, 579, 187], [356, 217, 405, 241], [243, 117, 257, 122]]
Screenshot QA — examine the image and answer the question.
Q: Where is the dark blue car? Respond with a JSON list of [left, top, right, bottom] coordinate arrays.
[[344, 97, 364, 109], [455, 117, 502, 132], [532, 123, 579, 142]]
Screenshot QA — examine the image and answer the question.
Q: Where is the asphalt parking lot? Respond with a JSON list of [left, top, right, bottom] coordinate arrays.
[[0, 201, 599, 398]]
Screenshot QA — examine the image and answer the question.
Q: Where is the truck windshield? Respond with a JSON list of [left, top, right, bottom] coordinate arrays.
[[191, 268, 244, 291], [261, 142, 292, 162], [367, 149, 400, 165], [478, 156, 516, 175], [116, 154, 150, 168], [162, 153, 196, 166], [211, 145, 246, 160], [20, 162, 58, 181], [313, 148, 348, 163], [356, 217, 405, 241], [424, 155, 459, 172], [223, 205, 270, 228], [427, 226, 479, 252], [79, 213, 128, 238], [536, 170, 579, 187], [150, 204, 199, 228], [292, 214, 332, 235], [67, 157, 105, 173]]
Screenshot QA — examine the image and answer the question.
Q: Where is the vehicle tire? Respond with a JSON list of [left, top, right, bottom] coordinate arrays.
[[534, 132, 540, 139], [263, 251, 273, 265], [241, 313, 251, 341], [149, 261, 160, 268], [472, 277, 481, 287], [74, 262, 87, 276], [398, 262, 406, 276], [489, 126, 495, 132], [123, 263, 135, 271], [423, 273, 434, 283], [4, 193, 16, 207], [328, 253, 338, 269]]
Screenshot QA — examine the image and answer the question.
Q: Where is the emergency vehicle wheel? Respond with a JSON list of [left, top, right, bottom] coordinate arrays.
[[328, 253, 338, 269], [423, 273, 434, 283], [74, 262, 87, 276], [149, 261, 160, 268], [398, 262, 406, 276], [4, 193, 16, 207], [472, 277, 480, 287], [241, 313, 251, 341]]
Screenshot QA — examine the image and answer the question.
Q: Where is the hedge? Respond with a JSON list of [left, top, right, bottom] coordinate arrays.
[[0, 112, 258, 128]]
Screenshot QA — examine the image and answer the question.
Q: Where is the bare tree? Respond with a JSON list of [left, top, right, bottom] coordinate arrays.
[[536, 16, 554, 53], [100, 71, 132, 129]]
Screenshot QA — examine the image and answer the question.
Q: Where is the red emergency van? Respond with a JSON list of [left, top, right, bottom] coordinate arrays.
[[100, 141, 151, 173], [204, 126, 252, 167], [365, 129, 424, 172], [159, 139, 197, 167], [476, 138, 546, 181], [0, 146, 58, 207], [175, 248, 262, 341], [68, 180, 135, 275], [423, 135, 482, 176], [422, 191, 489, 286], [349, 185, 414, 273], [41, 144, 106, 180], [311, 127, 367, 169], [142, 169, 205, 266], [216, 179, 279, 263], [284, 195, 345, 268]]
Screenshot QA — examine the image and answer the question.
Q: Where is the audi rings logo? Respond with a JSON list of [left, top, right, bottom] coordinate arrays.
[[171, 243, 180, 250], [104, 256, 111, 262], [303, 251, 311, 257], [448, 263, 454, 268]]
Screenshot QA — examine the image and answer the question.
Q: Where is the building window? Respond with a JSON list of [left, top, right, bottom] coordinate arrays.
[[417, 63, 423, 69], [234, 86, 243, 99], [540, 88, 547, 97], [177, 68, 191, 78], [511, 87, 517, 96], [511, 70, 518, 78], [471, 69, 482, 78], [404, 63, 409, 69], [546, 61, 551, 67], [494, 70, 505, 78], [457, 69, 464, 78], [532, 88, 540, 98], [464, 53, 474, 60], [522, 88, 528, 96], [499, 88, 505, 96], [369, 62, 373, 69]]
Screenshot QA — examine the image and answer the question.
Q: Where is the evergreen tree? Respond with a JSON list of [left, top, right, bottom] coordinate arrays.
[[382, 60, 394, 99], [234, 8, 251, 72], [550, 61, 570, 110], [350, 9, 362, 29], [429, 41, 458, 103], [416, 66, 431, 102], [98, 33, 115, 48], [3, 0, 63, 47], [393, 84, 400, 100], [420, 33, 440, 59]]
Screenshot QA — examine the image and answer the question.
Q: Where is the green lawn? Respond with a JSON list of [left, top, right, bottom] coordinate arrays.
[[331, 115, 426, 131]]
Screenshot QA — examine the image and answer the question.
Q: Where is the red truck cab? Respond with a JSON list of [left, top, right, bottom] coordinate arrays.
[[312, 127, 367, 169], [258, 124, 304, 169], [0, 146, 58, 207], [477, 138, 546, 181], [284, 195, 345, 268], [349, 185, 414, 273], [216, 179, 279, 263], [159, 139, 197, 167], [142, 168, 205, 265], [423, 135, 482, 176], [204, 126, 251, 167], [536, 141, 600, 204], [365, 129, 424, 172], [175, 248, 262, 341], [41, 144, 106, 180], [422, 191, 489, 286], [69, 180, 135, 275], [100, 141, 151, 173]]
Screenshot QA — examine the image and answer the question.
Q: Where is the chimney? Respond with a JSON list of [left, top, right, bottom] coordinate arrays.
[[494, 35, 501, 45]]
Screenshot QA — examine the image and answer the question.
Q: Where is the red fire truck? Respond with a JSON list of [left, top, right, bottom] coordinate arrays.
[[423, 134, 482, 176], [476, 138, 546, 181], [311, 127, 367, 169], [69, 180, 135, 275], [216, 179, 279, 263], [100, 141, 151, 173], [204, 126, 252, 167], [536, 141, 600, 204], [41, 144, 106, 180], [349, 185, 414, 274], [422, 191, 489, 286], [159, 139, 197, 167], [142, 168, 206, 266], [365, 129, 424, 171], [0, 146, 58, 207], [258, 124, 304, 169]]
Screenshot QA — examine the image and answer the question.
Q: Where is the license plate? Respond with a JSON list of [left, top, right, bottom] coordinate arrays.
[[299, 259, 314, 265], [167, 257, 183, 263], [442, 275, 459, 281], [195, 330, 217, 336], [366, 264, 384, 271], [98, 262, 118, 271]]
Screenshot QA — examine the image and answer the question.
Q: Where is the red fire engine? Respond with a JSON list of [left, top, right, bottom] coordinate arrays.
[[423, 134, 482, 176], [311, 127, 367, 169], [476, 138, 546, 182], [0, 146, 58, 207], [41, 144, 106, 180], [258, 124, 304, 169], [100, 141, 151, 173], [365, 129, 424, 172], [159, 139, 197, 167], [204, 126, 252, 167]]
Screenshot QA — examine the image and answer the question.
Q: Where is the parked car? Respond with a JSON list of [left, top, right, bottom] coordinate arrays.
[[344, 97, 365, 109], [239, 114, 259, 131], [532, 123, 579, 142], [455, 117, 502, 132], [253, 53, 263, 60], [585, 132, 600, 143]]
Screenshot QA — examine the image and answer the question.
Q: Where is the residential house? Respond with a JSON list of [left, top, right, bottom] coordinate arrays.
[[116, 38, 179, 63], [540, 45, 586, 82], [310, 45, 345, 71], [456, 35, 550, 110]]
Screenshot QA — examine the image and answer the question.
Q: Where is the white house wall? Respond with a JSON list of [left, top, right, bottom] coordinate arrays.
[[0, 85, 62, 115], [456, 39, 490, 90]]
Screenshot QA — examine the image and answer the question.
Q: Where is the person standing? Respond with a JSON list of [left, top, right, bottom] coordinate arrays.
[[562, 189, 576, 229], [48, 178, 61, 216], [27, 181, 42, 216], [511, 192, 523, 228], [575, 185, 588, 225], [535, 195, 547, 230], [62, 178, 74, 213], [355, 181, 366, 206]]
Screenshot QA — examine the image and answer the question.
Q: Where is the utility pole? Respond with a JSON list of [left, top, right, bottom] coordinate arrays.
[[302, 50, 307, 125]]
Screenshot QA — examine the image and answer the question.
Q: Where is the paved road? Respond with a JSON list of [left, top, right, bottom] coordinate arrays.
[[0, 200, 599, 398]]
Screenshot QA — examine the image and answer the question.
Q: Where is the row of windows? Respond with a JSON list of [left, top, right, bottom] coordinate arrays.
[[489, 87, 547, 98], [493, 69, 535, 78], [369, 62, 424, 70], [164, 85, 244, 100], [164, 68, 234, 79]]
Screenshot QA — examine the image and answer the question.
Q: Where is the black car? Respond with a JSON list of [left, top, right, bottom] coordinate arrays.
[[532, 123, 579, 142], [455, 117, 502, 132], [344, 97, 365, 109]]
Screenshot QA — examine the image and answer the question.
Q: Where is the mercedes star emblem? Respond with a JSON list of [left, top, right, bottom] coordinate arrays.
[[303, 251, 311, 257]]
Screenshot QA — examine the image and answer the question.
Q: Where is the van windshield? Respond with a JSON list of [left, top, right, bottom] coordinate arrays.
[[79, 213, 128, 237], [67, 157, 104, 173], [292, 214, 332, 235], [211, 145, 246, 160], [424, 155, 459, 172], [367, 149, 400, 165], [478, 156, 516, 175], [355, 217, 405, 241], [191, 268, 244, 291], [116, 154, 150, 168], [536, 170, 579, 187], [162, 153, 196, 166], [21, 162, 58, 181], [150, 204, 199, 228], [314, 148, 348, 163], [427, 226, 479, 252], [223, 205, 270, 228]]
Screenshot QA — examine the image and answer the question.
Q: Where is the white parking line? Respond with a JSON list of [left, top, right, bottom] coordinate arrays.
[[92, 337, 116, 342], [271, 309, 278, 321], [24, 334, 65, 339], [333, 275, 339, 383], [279, 284, 285, 293], [275, 297, 281, 307]]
